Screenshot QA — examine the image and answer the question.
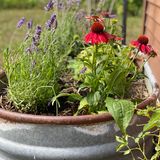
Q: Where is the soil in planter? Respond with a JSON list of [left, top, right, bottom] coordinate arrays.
[[0, 75, 149, 116]]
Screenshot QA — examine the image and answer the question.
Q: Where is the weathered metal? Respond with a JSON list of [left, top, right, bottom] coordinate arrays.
[[0, 63, 158, 160]]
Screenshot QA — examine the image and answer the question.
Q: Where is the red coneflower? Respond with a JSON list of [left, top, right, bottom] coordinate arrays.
[[85, 22, 111, 44], [131, 35, 156, 55], [85, 22, 122, 45]]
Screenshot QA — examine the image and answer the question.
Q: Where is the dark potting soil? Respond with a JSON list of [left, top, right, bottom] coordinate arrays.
[[0, 76, 149, 116]]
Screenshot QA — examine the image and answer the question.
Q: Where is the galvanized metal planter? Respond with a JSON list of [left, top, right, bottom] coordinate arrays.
[[0, 63, 159, 160]]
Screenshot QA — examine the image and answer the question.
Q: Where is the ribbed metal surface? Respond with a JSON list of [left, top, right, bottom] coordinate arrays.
[[0, 65, 158, 159], [0, 116, 153, 160]]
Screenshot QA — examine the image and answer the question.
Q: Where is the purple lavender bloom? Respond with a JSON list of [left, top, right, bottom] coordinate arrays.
[[50, 14, 56, 23], [35, 25, 42, 35], [31, 25, 42, 47], [27, 19, 33, 29], [44, 0, 54, 11], [46, 14, 57, 30], [80, 67, 87, 74], [46, 20, 52, 30], [17, 17, 25, 28]]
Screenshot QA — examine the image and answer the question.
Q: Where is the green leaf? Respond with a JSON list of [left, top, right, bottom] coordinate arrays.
[[87, 91, 101, 106], [78, 97, 89, 110], [143, 109, 160, 132], [123, 149, 131, 155], [116, 136, 125, 143], [68, 93, 82, 101], [52, 93, 82, 106], [105, 97, 135, 134], [116, 143, 126, 152], [51, 93, 71, 106]]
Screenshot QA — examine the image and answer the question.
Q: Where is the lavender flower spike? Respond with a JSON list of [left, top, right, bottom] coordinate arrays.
[[27, 19, 33, 29], [35, 25, 42, 36], [17, 17, 25, 28], [46, 14, 57, 30], [44, 0, 54, 11], [50, 14, 56, 23]]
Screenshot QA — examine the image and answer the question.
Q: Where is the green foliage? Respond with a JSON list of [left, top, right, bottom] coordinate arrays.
[[3, 5, 83, 113], [105, 97, 135, 134], [116, 106, 160, 160], [0, 0, 40, 9], [69, 42, 138, 114], [106, 0, 143, 16], [143, 108, 160, 132]]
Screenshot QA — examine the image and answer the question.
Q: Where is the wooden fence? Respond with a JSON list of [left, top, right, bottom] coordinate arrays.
[[143, 0, 160, 51], [143, 0, 160, 88]]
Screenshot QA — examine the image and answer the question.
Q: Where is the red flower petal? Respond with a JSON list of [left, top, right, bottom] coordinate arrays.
[[84, 32, 109, 44], [130, 40, 140, 47], [140, 44, 152, 55]]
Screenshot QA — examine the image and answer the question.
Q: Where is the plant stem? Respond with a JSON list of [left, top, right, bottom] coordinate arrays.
[[92, 45, 98, 76], [129, 48, 139, 68]]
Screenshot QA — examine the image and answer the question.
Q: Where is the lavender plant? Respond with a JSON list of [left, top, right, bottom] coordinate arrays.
[[3, 0, 84, 113]]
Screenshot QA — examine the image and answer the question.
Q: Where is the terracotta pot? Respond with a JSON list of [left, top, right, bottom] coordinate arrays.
[[0, 63, 159, 160]]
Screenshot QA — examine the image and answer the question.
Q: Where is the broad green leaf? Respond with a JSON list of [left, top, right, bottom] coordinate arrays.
[[87, 91, 101, 106], [105, 97, 135, 134], [143, 109, 160, 132], [78, 97, 89, 110]]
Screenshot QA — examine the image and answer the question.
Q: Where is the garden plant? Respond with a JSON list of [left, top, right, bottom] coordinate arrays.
[[0, 0, 159, 160]]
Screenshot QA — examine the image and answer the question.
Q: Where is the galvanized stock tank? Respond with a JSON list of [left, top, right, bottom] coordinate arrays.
[[0, 63, 158, 160]]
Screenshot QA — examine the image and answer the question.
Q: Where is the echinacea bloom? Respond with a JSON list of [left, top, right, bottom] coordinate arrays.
[[85, 22, 121, 45], [17, 17, 25, 28], [101, 11, 116, 18], [131, 35, 156, 55]]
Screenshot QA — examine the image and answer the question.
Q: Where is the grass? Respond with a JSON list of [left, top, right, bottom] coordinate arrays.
[[0, 9, 48, 52], [0, 9, 143, 56], [126, 16, 143, 44]]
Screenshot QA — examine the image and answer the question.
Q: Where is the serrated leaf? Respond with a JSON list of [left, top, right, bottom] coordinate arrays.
[[105, 97, 135, 134], [143, 109, 160, 132]]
